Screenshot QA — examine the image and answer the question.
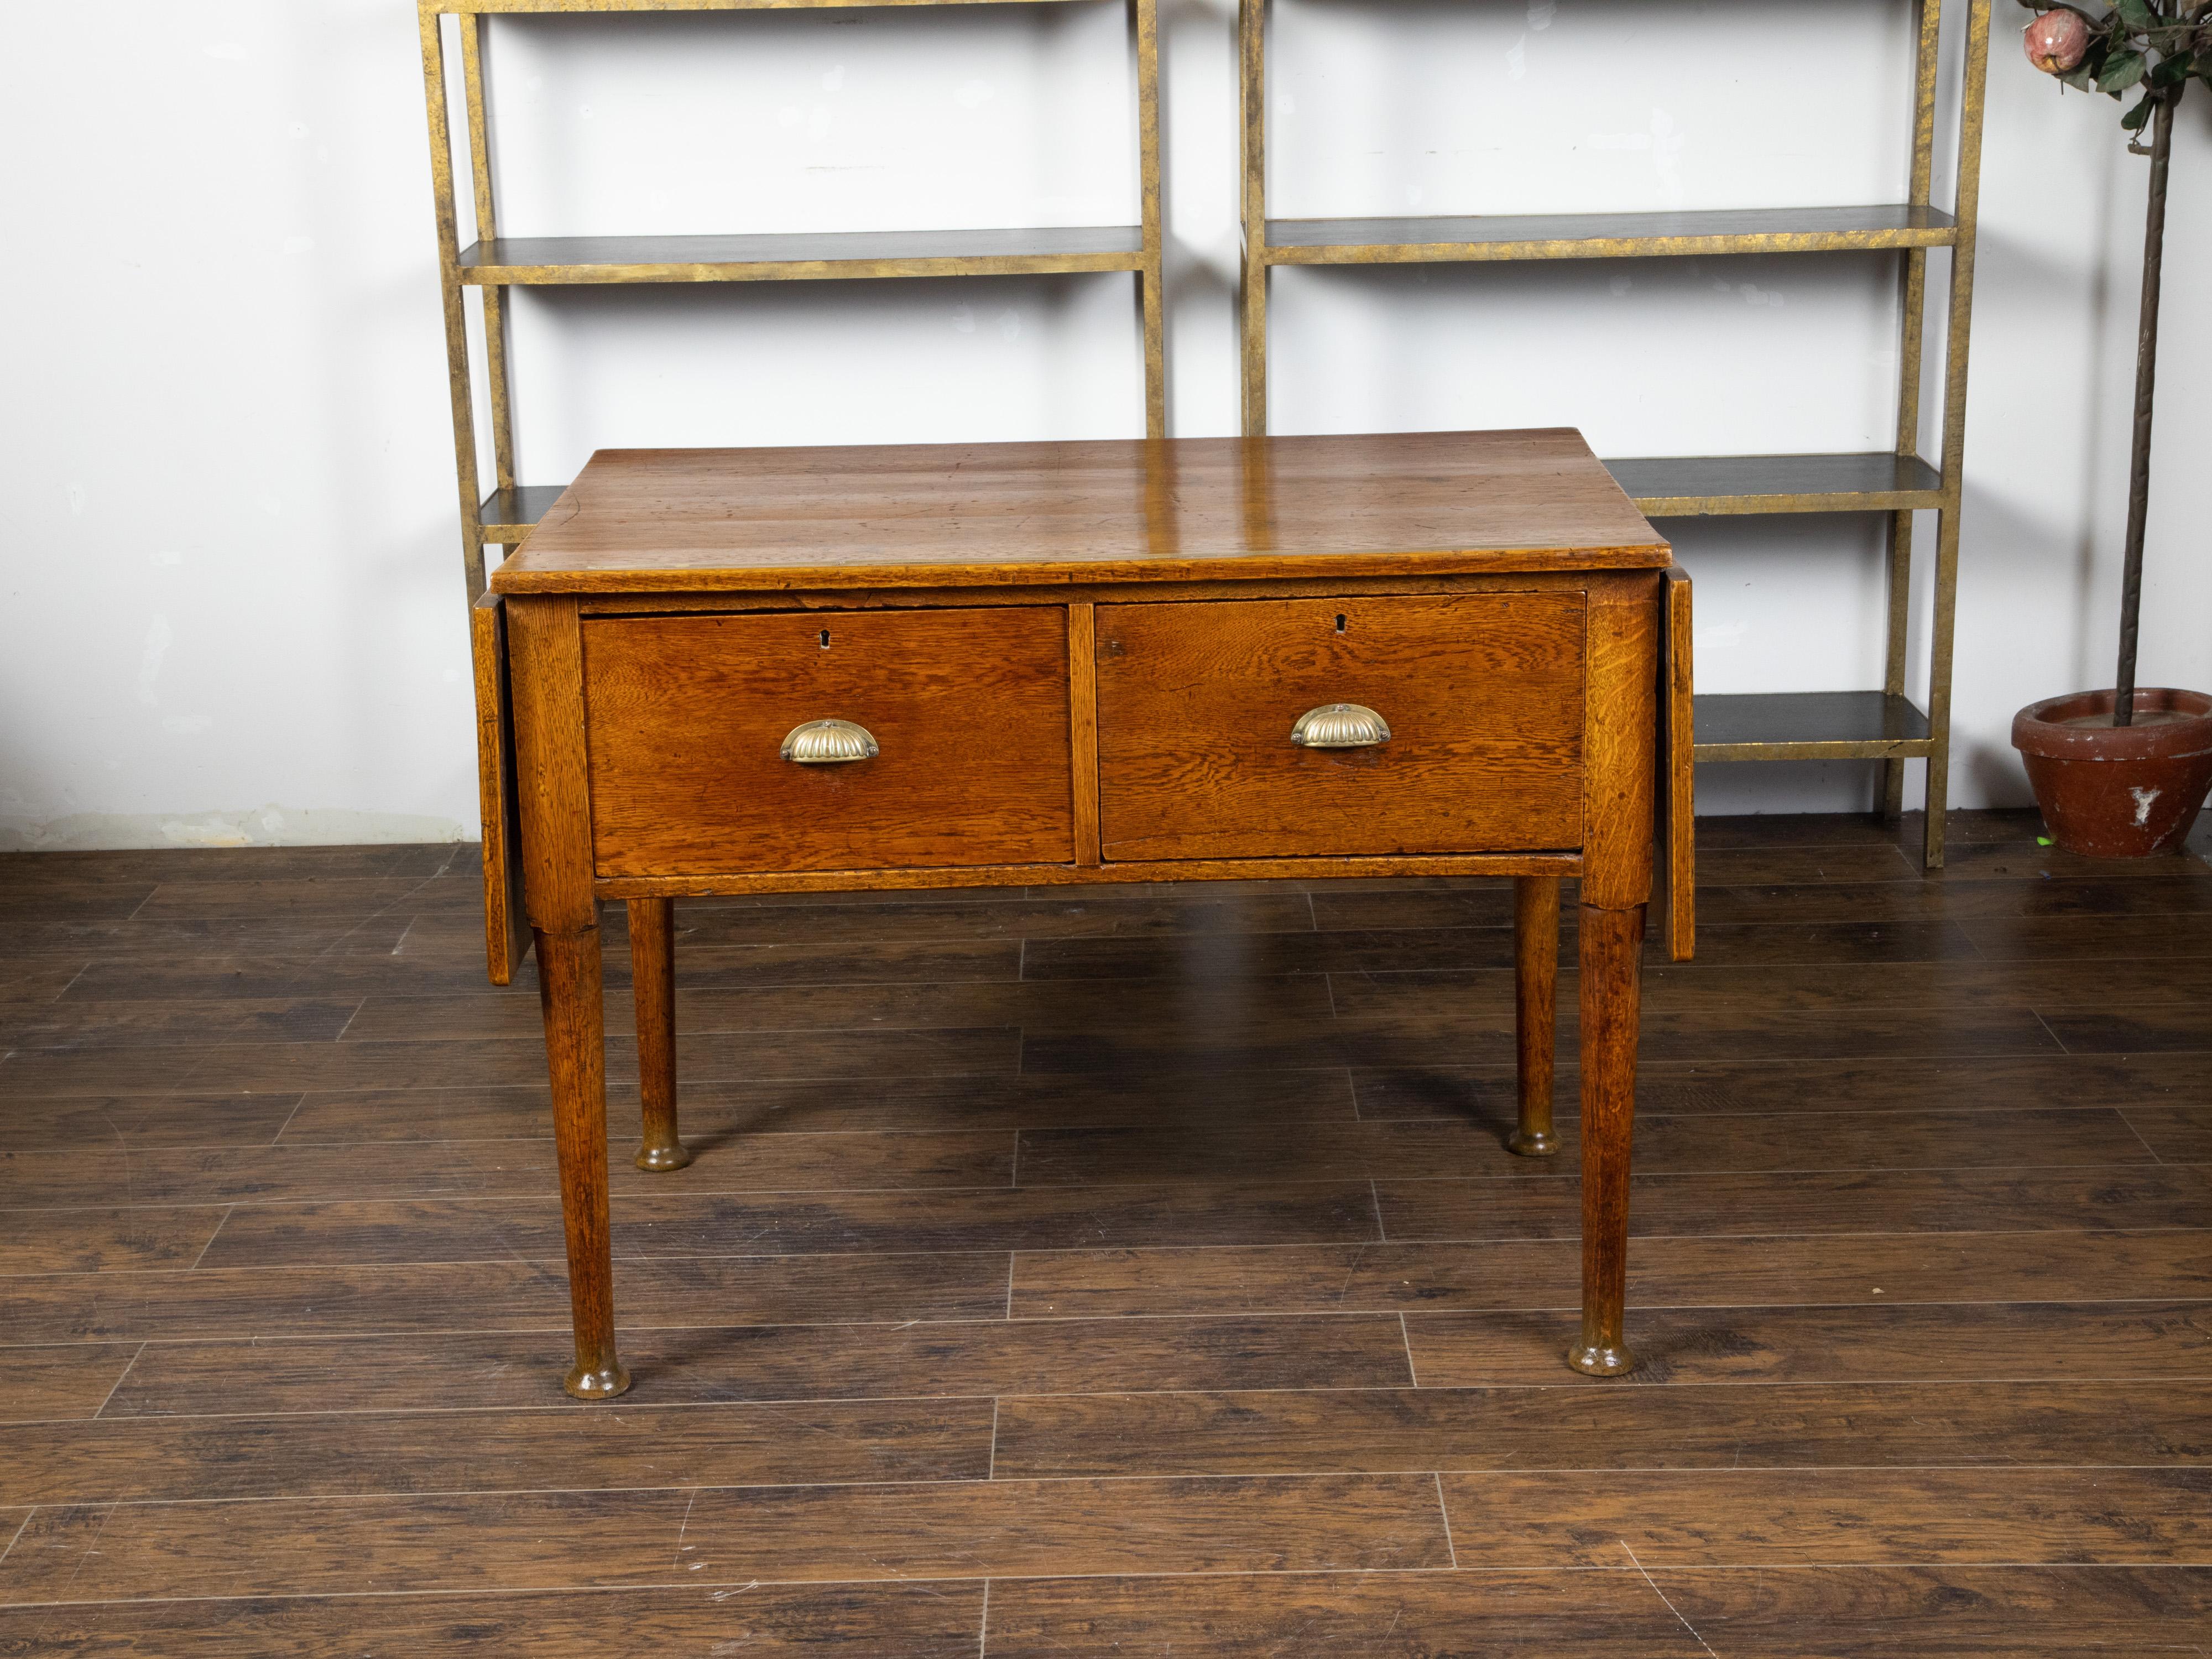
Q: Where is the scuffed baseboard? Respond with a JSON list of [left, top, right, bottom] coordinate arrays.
[[0, 805, 471, 852]]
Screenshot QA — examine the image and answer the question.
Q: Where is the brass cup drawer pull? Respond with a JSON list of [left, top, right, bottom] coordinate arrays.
[[781, 718, 879, 764], [1291, 703, 1391, 749]]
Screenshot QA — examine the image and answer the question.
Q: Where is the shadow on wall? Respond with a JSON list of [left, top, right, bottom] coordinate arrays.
[[1957, 477, 2103, 696], [506, 273, 1152, 463], [483, 3, 1120, 236], [1692, 758, 1886, 818], [1960, 747, 2036, 815], [1259, 253, 1905, 448], [1966, 197, 2118, 698]]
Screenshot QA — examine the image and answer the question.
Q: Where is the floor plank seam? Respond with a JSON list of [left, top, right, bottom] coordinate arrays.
[[21, 1559, 2209, 1615], [1620, 1540, 1721, 1658], [1, 1288, 2207, 1334], [90, 1342, 147, 1420], [186, 1207, 233, 1270], [2117, 1108, 2169, 1166], [38, 1045, 2212, 1110], [9, 1240, 2212, 1291], [1432, 1471, 1458, 1568], [16, 1368, 2212, 1430], [0, 1569, 1496, 1616], [42, 1500, 118, 1609], [0, 1509, 30, 1571], [327, 999, 367, 1044], [12, 1089, 2201, 1138], [263, 1092, 312, 1147], [6, 1467, 2208, 1519]]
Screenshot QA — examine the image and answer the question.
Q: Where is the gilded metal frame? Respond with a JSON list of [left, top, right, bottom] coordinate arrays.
[[420, 0, 1168, 606], [1235, 0, 1991, 866]]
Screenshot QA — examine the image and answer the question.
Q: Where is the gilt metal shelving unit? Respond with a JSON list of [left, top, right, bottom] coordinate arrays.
[[1237, 0, 1992, 866], [419, 0, 1166, 606]]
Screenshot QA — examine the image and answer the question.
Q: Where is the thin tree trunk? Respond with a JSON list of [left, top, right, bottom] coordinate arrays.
[[2114, 88, 2176, 726]]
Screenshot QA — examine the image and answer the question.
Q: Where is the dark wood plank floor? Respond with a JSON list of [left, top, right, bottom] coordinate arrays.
[[2, 811, 2209, 1655]]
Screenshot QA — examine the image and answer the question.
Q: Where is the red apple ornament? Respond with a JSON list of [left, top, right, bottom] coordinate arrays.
[[2024, 8, 2090, 74]]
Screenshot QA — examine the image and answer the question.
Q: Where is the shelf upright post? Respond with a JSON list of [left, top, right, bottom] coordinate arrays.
[[1884, 0, 1944, 823], [420, 1, 492, 603], [461, 9, 521, 563], [1919, 0, 1991, 870], [1237, 0, 1266, 436], [1135, 0, 1167, 440]]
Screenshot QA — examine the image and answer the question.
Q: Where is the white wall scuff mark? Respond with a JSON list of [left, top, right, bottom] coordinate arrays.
[[135, 616, 173, 709], [0, 807, 468, 853]]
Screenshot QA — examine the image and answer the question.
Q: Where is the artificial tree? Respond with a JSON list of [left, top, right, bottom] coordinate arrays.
[[2020, 0, 2206, 724], [2008, 1, 2212, 857]]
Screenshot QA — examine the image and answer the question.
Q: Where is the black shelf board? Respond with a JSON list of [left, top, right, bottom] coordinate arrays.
[[479, 484, 567, 539], [1694, 691, 1934, 761], [1606, 452, 1945, 517]]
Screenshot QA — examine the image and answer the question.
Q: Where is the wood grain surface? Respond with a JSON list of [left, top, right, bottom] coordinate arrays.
[[1659, 564, 1695, 958], [583, 607, 1074, 876], [491, 430, 1670, 593], [0, 808, 2205, 1655], [1095, 591, 1585, 858], [467, 592, 529, 983]]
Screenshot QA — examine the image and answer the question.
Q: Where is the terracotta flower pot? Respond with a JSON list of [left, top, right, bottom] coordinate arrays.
[[2012, 687, 2212, 857]]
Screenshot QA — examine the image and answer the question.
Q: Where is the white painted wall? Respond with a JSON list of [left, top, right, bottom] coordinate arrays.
[[2, 0, 2206, 847]]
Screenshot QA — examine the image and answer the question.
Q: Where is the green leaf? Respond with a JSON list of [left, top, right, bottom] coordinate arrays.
[[2112, 0, 2157, 32], [2122, 89, 2157, 126], [2150, 50, 2193, 84], [2098, 48, 2147, 88], [2060, 36, 2112, 89]]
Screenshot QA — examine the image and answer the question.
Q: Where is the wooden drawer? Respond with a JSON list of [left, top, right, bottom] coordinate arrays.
[[583, 607, 1074, 876], [1095, 592, 1585, 860]]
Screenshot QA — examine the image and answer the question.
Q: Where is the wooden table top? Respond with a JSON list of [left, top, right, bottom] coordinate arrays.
[[490, 429, 1670, 595]]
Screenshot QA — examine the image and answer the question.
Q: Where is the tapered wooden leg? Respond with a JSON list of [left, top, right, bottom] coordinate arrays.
[[1568, 902, 1644, 1378], [539, 925, 629, 1401], [1507, 875, 1560, 1156], [627, 897, 690, 1172]]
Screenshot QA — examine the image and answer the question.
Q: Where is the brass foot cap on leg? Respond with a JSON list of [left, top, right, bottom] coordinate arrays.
[[1505, 1128, 1559, 1157], [564, 1361, 633, 1400], [635, 1141, 693, 1172], [1566, 1340, 1635, 1378]]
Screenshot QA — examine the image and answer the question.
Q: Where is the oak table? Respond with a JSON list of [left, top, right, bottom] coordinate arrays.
[[472, 429, 1695, 1399]]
